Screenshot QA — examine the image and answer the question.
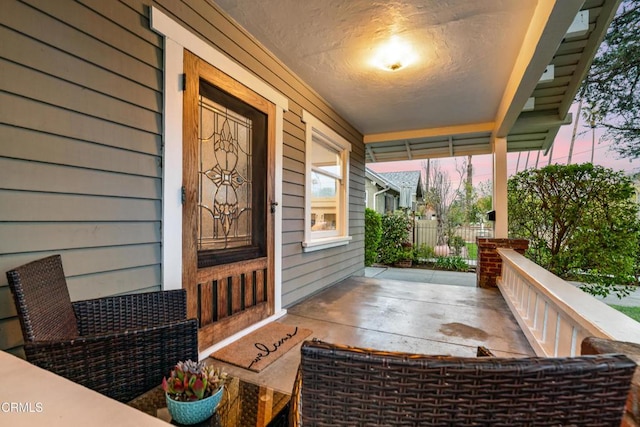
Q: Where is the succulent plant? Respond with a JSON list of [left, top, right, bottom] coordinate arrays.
[[162, 360, 227, 401]]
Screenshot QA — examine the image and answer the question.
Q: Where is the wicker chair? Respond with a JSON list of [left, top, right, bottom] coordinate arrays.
[[291, 340, 636, 427], [6, 255, 199, 403]]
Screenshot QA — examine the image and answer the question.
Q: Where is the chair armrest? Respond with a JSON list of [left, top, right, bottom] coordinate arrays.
[[289, 366, 302, 427], [24, 318, 198, 402], [72, 289, 189, 335]]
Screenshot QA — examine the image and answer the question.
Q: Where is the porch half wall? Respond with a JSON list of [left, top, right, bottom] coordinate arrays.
[[0, 0, 365, 356]]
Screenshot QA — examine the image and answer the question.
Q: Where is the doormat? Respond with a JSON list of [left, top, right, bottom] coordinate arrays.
[[209, 322, 312, 372]]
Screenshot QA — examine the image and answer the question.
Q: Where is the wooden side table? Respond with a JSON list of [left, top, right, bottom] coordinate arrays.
[[128, 377, 290, 427]]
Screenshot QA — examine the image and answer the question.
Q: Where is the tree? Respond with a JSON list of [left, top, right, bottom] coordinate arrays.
[[582, 2, 640, 159], [508, 163, 640, 298], [423, 160, 464, 246], [474, 181, 493, 223]]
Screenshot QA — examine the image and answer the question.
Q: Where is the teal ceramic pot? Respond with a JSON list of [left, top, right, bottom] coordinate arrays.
[[165, 386, 224, 425]]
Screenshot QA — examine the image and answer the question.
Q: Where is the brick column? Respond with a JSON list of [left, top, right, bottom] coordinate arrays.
[[582, 337, 640, 427], [476, 238, 528, 288]]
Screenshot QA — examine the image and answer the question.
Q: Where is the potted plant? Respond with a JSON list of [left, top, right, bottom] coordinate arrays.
[[162, 360, 228, 425], [395, 242, 414, 268]]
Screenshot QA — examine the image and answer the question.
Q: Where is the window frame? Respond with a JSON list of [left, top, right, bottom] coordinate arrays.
[[302, 111, 352, 252]]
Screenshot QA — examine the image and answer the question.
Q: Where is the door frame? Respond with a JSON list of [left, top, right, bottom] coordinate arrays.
[[182, 49, 276, 349], [150, 7, 289, 355]]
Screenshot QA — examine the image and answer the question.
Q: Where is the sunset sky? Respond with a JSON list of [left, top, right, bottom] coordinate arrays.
[[367, 103, 639, 188]]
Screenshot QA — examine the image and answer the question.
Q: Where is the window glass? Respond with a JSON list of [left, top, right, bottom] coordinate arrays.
[[302, 111, 352, 251]]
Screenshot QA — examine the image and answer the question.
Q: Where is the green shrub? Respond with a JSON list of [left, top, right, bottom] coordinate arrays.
[[364, 208, 382, 266], [400, 243, 414, 262], [508, 163, 640, 298], [414, 244, 435, 263], [448, 236, 466, 256], [378, 212, 412, 265], [435, 256, 469, 272]]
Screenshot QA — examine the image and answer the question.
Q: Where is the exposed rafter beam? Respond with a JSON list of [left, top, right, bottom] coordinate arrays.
[[364, 122, 494, 144], [511, 111, 572, 132], [405, 141, 412, 160], [448, 136, 453, 157], [494, 0, 583, 138], [367, 144, 493, 163], [558, 0, 622, 118], [540, 125, 563, 155], [366, 145, 376, 162]]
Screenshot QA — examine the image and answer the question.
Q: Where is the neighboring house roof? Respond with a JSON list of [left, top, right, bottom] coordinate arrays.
[[365, 168, 401, 193], [377, 171, 424, 208]]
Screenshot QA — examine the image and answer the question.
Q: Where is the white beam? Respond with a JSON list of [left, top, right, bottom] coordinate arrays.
[[364, 122, 494, 144], [492, 137, 509, 238]]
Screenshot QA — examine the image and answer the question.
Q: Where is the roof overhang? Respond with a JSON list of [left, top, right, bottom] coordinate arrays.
[[363, 0, 621, 162], [213, 0, 621, 163]]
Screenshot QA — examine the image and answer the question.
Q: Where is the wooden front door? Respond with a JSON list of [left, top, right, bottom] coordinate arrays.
[[183, 50, 275, 350]]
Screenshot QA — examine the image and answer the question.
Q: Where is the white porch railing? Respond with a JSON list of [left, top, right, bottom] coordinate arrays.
[[497, 248, 640, 357]]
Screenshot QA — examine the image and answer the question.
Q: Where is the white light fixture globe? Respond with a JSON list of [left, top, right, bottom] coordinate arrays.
[[371, 35, 418, 72]]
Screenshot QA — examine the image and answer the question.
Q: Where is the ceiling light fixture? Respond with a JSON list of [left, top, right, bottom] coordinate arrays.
[[371, 35, 417, 72]]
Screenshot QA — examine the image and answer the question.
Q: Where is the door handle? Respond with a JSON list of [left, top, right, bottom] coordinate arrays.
[[270, 201, 279, 214]]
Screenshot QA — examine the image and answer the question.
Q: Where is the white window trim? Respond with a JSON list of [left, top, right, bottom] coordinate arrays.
[[301, 110, 352, 252], [149, 7, 288, 310]]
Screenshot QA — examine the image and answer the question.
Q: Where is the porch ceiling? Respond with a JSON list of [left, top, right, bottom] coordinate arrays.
[[212, 0, 620, 163]]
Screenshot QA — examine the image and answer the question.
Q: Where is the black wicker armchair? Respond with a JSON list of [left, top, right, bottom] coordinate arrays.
[[6, 255, 199, 403], [291, 340, 636, 427]]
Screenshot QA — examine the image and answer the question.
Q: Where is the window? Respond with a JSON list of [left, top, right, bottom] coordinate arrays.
[[302, 111, 352, 251]]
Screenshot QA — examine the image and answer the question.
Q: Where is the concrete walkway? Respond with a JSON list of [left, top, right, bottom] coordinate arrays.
[[366, 266, 476, 287], [367, 266, 640, 307]]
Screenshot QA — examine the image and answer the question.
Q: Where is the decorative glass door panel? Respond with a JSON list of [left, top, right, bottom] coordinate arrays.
[[198, 95, 253, 251], [196, 81, 267, 268]]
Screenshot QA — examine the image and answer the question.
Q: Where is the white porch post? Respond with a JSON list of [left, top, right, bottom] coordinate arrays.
[[492, 136, 508, 238]]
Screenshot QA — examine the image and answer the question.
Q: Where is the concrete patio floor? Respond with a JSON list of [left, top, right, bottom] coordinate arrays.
[[208, 271, 534, 394]]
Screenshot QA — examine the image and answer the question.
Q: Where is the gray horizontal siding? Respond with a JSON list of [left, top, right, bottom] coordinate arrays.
[[0, 59, 160, 133], [0, 223, 161, 253], [0, 191, 161, 221], [0, 25, 161, 112], [0, 159, 161, 198], [0, 125, 160, 177], [1, 92, 161, 154], [0, 0, 164, 353], [0, 1, 162, 90]]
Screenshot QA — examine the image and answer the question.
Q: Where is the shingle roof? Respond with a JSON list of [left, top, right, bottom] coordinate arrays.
[[377, 171, 423, 208], [365, 168, 401, 192], [377, 171, 422, 192]]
